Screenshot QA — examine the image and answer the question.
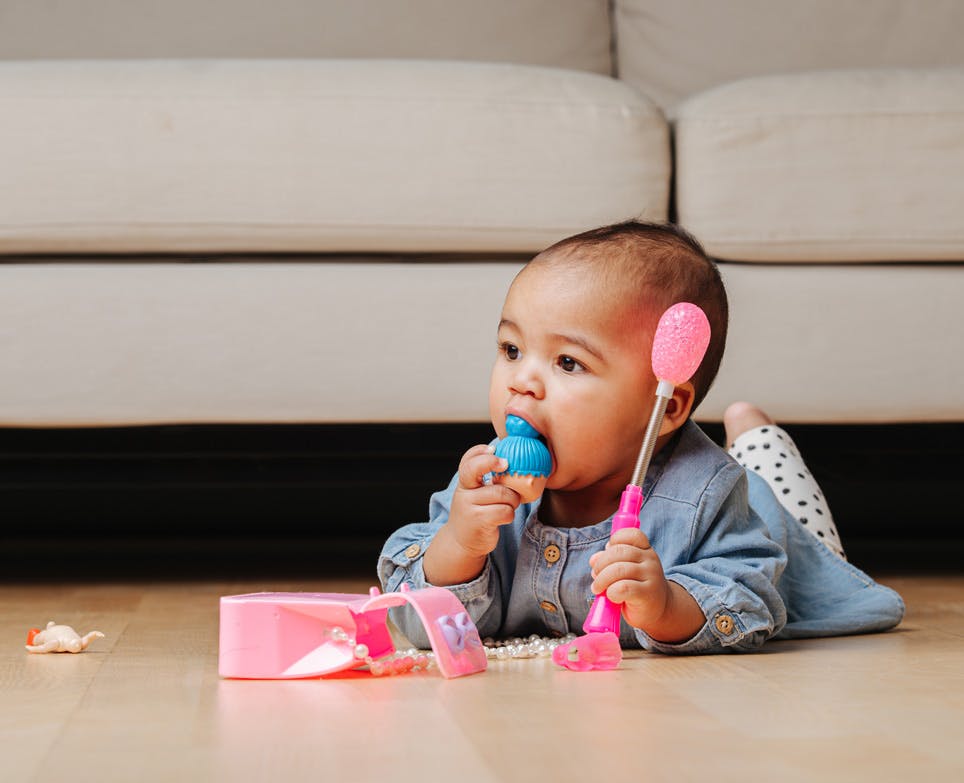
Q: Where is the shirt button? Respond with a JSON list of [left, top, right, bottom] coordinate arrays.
[[715, 614, 735, 635], [543, 544, 561, 564], [403, 544, 421, 559], [539, 601, 558, 613]]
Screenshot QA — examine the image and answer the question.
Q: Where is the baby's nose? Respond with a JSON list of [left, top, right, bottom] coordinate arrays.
[[509, 361, 545, 397]]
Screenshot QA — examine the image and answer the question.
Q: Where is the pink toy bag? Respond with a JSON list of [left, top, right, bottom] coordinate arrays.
[[219, 584, 487, 679]]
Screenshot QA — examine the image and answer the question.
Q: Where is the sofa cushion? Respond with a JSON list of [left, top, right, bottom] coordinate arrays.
[[615, 0, 964, 114], [0, 260, 524, 425], [0, 59, 669, 254], [703, 262, 964, 422], [2, 259, 960, 425], [674, 68, 964, 262]]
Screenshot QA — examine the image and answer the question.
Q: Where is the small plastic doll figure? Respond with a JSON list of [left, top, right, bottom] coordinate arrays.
[[491, 415, 552, 503], [26, 621, 105, 654]]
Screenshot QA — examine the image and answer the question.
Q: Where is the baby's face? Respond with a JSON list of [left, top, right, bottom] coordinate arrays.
[[488, 261, 657, 494]]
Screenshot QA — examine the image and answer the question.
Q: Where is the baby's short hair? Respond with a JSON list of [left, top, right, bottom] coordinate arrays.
[[534, 220, 728, 411]]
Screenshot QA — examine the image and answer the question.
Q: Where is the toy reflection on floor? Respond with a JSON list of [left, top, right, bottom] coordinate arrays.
[[219, 584, 487, 679], [554, 303, 712, 672], [492, 414, 552, 503], [26, 621, 105, 653]]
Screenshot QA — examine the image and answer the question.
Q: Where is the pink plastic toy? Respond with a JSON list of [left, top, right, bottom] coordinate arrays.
[[554, 302, 712, 671], [550, 626, 623, 671], [219, 584, 487, 679]]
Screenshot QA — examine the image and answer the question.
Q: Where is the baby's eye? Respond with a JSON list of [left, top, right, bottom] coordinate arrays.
[[558, 355, 585, 373], [501, 342, 520, 361]]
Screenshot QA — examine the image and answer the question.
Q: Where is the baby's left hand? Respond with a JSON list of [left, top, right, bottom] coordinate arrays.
[[589, 528, 672, 631]]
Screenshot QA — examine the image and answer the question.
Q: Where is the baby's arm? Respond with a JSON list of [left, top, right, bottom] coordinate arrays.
[[422, 444, 521, 586], [592, 463, 788, 654], [589, 528, 705, 644], [378, 444, 522, 645]]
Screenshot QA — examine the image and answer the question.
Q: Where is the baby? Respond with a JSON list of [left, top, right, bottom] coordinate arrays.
[[379, 221, 903, 653]]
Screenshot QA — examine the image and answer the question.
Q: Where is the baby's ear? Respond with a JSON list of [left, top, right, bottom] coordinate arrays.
[[659, 382, 696, 436]]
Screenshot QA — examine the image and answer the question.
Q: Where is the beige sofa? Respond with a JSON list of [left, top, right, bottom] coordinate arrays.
[[2, 0, 962, 427]]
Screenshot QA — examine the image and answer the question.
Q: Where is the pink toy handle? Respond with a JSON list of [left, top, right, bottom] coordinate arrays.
[[582, 484, 644, 635]]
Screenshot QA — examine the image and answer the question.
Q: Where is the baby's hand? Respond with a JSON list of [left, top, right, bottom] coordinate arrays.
[[589, 528, 673, 631], [423, 444, 522, 587], [448, 444, 522, 559]]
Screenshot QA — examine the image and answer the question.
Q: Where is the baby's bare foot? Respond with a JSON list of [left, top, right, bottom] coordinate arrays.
[[723, 402, 775, 450]]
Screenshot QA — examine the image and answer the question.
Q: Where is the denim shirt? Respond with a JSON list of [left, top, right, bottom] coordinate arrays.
[[378, 421, 904, 654]]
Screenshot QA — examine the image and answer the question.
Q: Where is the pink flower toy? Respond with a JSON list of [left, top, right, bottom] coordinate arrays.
[[553, 302, 712, 671]]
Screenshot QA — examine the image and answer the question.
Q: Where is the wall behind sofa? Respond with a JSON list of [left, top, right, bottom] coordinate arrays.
[[0, 0, 613, 74]]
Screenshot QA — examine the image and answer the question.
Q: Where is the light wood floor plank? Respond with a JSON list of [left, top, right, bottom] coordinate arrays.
[[2, 575, 962, 782]]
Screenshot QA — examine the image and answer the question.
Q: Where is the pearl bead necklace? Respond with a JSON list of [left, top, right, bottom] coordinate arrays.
[[483, 633, 578, 660], [363, 646, 432, 676], [331, 625, 577, 676]]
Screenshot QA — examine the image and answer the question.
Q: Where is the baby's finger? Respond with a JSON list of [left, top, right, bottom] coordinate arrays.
[[603, 578, 651, 606], [592, 540, 645, 574], [457, 445, 508, 490], [472, 501, 520, 528], [470, 482, 523, 510], [607, 527, 653, 550], [596, 543, 648, 569], [591, 558, 637, 591]]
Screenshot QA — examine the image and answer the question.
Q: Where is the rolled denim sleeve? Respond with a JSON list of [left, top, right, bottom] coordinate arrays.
[[377, 474, 504, 646], [634, 464, 789, 654]]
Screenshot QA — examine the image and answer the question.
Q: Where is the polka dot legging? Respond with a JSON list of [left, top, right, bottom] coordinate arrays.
[[728, 424, 846, 560]]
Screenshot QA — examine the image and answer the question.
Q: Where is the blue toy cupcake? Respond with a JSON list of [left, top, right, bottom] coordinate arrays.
[[493, 415, 552, 502]]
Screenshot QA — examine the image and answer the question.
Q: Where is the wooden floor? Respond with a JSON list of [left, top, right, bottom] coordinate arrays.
[[2, 573, 963, 783]]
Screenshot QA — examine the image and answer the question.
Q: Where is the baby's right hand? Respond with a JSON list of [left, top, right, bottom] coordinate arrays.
[[447, 444, 523, 559]]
